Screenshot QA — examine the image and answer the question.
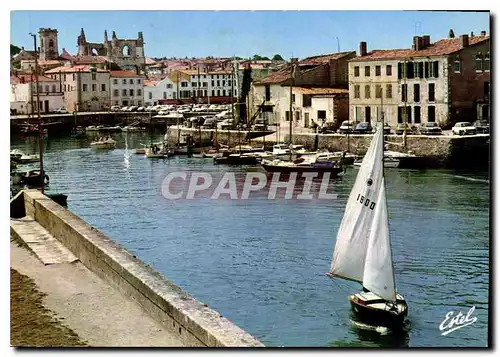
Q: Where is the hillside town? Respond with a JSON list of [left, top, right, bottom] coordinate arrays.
[[10, 27, 490, 132]]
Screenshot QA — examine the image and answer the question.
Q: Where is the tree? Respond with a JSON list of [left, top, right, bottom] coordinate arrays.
[[272, 54, 284, 61], [239, 66, 253, 127], [10, 44, 22, 58], [252, 54, 262, 61]]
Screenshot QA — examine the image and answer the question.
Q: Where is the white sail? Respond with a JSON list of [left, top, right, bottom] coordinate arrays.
[[362, 181, 396, 301], [329, 122, 385, 282]]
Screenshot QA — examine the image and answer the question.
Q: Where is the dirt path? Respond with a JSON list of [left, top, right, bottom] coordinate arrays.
[[10, 241, 184, 347]]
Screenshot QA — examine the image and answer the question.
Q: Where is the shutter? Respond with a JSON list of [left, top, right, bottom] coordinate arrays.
[[419, 62, 424, 78], [407, 62, 414, 78], [433, 61, 439, 78], [407, 106, 412, 123], [398, 63, 403, 79], [424, 62, 429, 78]]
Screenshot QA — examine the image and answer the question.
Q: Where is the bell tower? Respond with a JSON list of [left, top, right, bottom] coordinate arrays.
[[38, 28, 59, 61]]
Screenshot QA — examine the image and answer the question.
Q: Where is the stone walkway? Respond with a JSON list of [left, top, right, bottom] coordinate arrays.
[[10, 241, 184, 347]]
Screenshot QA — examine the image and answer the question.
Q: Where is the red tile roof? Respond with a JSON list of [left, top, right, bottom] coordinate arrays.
[[11, 74, 58, 84], [39, 59, 65, 66], [144, 80, 160, 87], [71, 55, 108, 64], [299, 51, 355, 66], [110, 70, 143, 78], [255, 68, 292, 85], [45, 65, 109, 74], [145, 57, 157, 65], [352, 36, 489, 61]]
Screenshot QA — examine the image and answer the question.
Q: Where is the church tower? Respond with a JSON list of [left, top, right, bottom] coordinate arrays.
[[38, 28, 59, 61], [77, 28, 88, 56]]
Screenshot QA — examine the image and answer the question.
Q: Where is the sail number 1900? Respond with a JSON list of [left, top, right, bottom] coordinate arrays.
[[356, 194, 376, 210]]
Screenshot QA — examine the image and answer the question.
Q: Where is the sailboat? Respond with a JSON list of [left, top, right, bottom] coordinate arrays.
[[326, 120, 408, 329]]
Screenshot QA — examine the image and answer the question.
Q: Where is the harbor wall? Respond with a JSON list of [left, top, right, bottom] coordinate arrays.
[[166, 127, 489, 169], [16, 189, 264, 347]]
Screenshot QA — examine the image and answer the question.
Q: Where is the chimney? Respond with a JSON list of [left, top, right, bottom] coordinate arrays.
[[460, 34, 469, 49], [481, 30, 486, 36], [290, 57, 298, 64], [359, 41, 367, 56], [413, 36, 420, 50], [422, 35, 431, 48], [21, 46, 24, 51], [470, 31, 474, 37]]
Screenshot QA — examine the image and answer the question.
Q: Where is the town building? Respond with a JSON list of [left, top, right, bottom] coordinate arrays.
[[143, 76, 175, 106], [110, 70, 145, 107], [250, 52, 356, 130], [348, 31, 490, 128], [45, 65, 111, 112], [10, 73, 64, 114]]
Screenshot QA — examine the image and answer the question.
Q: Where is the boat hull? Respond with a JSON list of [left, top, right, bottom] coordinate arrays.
[[91, 142, 116, 149], [261, 163, 344, 177], [349, 293, 408, 329], [214, 155, 259, 165]]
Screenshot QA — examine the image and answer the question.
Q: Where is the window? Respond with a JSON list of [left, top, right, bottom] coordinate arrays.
[[123, 79, 127, 84], [80, 84, 88, 92], [138, 101, 142, 106], [64, 74, 67, 81], [114, 89, 119, 97], [45, 85, 49, 92], [217, 75, 219, 79], [415, 62, 421, 77], [204, 90, 207, 97], [285, 111, 291, 121], [407, 62, 414, 78], [217, 80, 220, 86], [73, 73, 76, 80], [428, 83, 435, 102], [398, 106, 411, 123], [398, 107, 403, 123], [375, 65, 381, 76], [429, 61, 439, 78], [217, 89, 220, 96], [386, 84, 392, 99], [303, 94, 311, 107], [292, 94, 295, 103], [318, 110, 326, 120], [484, 81, 490, 98], [51, 84, 56, 92], [424, 62, 429, 78], [222, 89, 226, 96], [413, 84, 420, 102], [100, 84, 105, 91], [386, 65, 392, 76], [354, 66, 360, 77], [163, 92, 167, 99], [454, 56, 461, 73], [192, 90, 196, 97], [149, 92, 152, 99], [475, 53, 483, 72], [484, 52, 490, 72], [129, 79, 134, 84], [211, 80, 215, 87], [398, 63, 404, 79], [222, 80, 226, 86], [122, 89, 127, 96], [354, 85, 360, 98], [414, 106, 421, 123], [191, 75, 196, 80], [212, 90, 215, 97], [137, 89, 142, 96], [113, 79, 118, 84], [91, 84, 96, 91], [166, 84, 173, 89], [401, 84, 407, 102], [181, 82, 188, 87], [130, 89, 134, 96], [365, 107, 371, 122], [137, 79, 141, 85], [375, 84, 382, 98], [265, 85, 271, 101], [192, 82, 197, 87], [365, 85, 371, 99], [365, 66, 370, 77], [428, 105, 435, 122], [92, 73, 96, 80], [203, 82, 208, 87]]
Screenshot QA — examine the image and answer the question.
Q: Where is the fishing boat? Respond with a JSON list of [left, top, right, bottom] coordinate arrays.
[[90, 137, 116, 149], [10, 149, 40, 164], [326, 121, 408, 329], [261, 154, 345, 176]]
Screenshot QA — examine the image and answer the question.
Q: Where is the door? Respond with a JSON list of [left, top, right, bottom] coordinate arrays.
[[365, 106, 371, 123], [304, 113, 309, 128], [482, 105, 489, 120], [44, 100, 49, 113]]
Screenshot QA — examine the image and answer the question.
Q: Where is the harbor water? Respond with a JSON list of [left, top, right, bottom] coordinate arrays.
[[11, 132, 490, 347]]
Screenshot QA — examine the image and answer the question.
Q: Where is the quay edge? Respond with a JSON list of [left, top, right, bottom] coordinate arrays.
[[166, 127, 489, 170], [10, 190, 265, 347]]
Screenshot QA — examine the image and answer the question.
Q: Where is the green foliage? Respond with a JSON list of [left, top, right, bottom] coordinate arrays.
[[272, 54, 284, 61], [11, 44, 22, 57]]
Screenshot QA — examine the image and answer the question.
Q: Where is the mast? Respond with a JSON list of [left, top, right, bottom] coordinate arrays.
[[288, 63, 295, 161], [31, 32, 44, 193], [403, 57, 408, 148], [232, 57, 241, 152]]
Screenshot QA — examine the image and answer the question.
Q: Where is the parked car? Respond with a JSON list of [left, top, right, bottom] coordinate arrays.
[[110, 105, 121, 112], [419, 122, 443, 135], [202, 117, 217, 129], [219, 119, 235, 130], [136, 106, 145, 112], [473, 120, 490, 134], [452, 122, 476, 135], [120, 106, 129, 112], [337, 120, 357, 134], [53, 107, 68, 114], [353, 122, 373, 134]]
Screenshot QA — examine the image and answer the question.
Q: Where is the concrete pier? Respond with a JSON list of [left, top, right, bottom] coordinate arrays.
[[10, 190, 264, 347]]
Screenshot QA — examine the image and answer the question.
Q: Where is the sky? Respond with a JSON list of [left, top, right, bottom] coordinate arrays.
[[10, 10, 490, 60]]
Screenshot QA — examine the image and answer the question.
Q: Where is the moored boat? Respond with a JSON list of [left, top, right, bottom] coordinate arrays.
[[90, 137, 116, 149]]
